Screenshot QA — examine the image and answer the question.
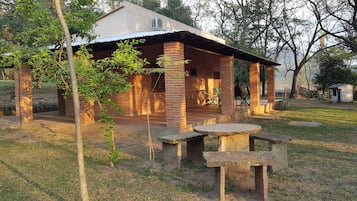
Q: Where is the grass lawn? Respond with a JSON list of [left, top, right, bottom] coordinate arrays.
[[245, 101, 357, 201], [0, 99, 356, 200]]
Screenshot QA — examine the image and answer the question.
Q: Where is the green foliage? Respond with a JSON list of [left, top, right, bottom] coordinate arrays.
[[211, 0, 277, 56], [64, 40, 147, 166], [98, 39, 149, 76], [234, 60, 250, 88], [65, 0, 99, 39], [314, 48, 357, 91], [32, 103, 59, 113], [14, 0, 63, 47], [0, 80, 15, 88], [99, 111, 120, 165], [158, 0, 194, 27], [0, 0, 99, 68], [155, 54, 189, 77], [142, 0, 160, 11]]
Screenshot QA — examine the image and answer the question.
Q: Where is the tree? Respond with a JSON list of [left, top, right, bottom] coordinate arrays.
[[157, 0, 194, 26], [0, 0, 96, 199], [186, 0, 210, 29], [54, 1, 89, 200], [206, 0, 284, 96], [96, 0, 195, 26], [309, 0, 357, 53], [100, 0, 141, 11], [314, 48, 356, 94], [142, 0, 160, 11], [272, 0, 332, 98], [205, 0, 284, 57], [68, 41, 148, 168]]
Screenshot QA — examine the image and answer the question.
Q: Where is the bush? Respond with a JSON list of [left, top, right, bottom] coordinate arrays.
[[0, 106, 16, 115], [32, 103, 58, 113]]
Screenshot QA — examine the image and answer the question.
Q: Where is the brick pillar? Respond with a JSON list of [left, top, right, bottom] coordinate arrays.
[[220, 56, 234, 114], [164, 42, 186, 131], [57, 89, 66, 115], [15, 64, 33, 123], [267, 66, 275, 103], [64, 96, 95, 125], [250, 62, 260, 109], [80, 97, 95, 125]]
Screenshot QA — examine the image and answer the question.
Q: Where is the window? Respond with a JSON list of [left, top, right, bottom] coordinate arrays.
[[189, 68, 197, 76], [157, 18, 163, 28], [213, 71, 220, 79], [151, 18, 163, 29]]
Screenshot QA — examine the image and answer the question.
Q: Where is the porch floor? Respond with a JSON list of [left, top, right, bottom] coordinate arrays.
[[0, 104, 250, 133]]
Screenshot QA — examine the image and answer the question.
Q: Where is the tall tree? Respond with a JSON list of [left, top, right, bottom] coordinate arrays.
[[272, 0, 331, 98], [142, 0, 160, 11], [97, 0, 194, 26], [54, 1, 89, 200], [309, 0, 357, 53], [158, 0, 194, 26], [2, 0, 95, 200], [101, 0, 141, 11], [314, 48, 356, 94], [187, 0, 210, 29], [208, 0, 281, 56], [206, 0, 284, 96]]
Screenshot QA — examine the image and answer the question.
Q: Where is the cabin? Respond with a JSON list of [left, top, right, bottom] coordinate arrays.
[[15, 1, 279, 131], [329, 83, 354, 103]]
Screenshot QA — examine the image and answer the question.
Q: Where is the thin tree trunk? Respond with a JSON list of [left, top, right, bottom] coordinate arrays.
[[261, 66, 266, 97], [289, 70, 298, 98], [146, 99, 154, 162], [54, 1, 89, 200]]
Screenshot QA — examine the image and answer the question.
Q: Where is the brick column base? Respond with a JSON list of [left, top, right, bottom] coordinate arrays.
[[15, 65, 33, 123], [65, 96, 95, 125], [80, 98, 95, 125], [250, 62, 260, 111], [267, 66, 275, 103], [164, 42, 187, 131], [220, 56, 234, 115]]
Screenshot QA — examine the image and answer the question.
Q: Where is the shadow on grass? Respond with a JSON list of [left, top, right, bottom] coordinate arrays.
[[0, 159, 65, 201]]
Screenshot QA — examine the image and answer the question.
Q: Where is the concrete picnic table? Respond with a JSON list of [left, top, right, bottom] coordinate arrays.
[[193, 123, 262, 152], [194, 123, 262, 175]]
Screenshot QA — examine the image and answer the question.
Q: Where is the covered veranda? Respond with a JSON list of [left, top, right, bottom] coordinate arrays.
[[14, 31, 279, 132]]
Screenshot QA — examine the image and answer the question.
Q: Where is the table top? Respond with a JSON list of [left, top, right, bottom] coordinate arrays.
[[193, 123, 262, 136]]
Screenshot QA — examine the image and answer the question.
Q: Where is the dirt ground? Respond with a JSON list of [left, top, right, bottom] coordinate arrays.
[[0, 98, 355, 200], [1, 97, 355, 165]]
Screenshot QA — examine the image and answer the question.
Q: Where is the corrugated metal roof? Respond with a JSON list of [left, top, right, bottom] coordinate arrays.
[[73, 30, 180, 46], [70, 30, 280, 66], [329, 83, 353, 88]]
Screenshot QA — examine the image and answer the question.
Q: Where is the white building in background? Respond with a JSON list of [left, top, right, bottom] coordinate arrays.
[[329, 84, 354, 103], [93, 1, 224, 44]]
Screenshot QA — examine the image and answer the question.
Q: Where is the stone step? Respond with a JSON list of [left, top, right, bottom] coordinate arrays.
[[249, 115, 279, 120]]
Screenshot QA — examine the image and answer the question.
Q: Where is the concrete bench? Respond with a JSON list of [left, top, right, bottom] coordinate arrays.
[[249, 133, 292, 172], [203, 151, 274, 201], [158, 132, 207, 169], [274, 99, 288, 110]]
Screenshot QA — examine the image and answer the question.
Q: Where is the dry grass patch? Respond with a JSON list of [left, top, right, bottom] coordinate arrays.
[[0, 99, 356, 200]]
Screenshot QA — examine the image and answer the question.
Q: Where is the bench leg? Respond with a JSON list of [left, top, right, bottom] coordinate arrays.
[[214, 167, 226, 201], [187, 138, 204, 166], [255, 165, 269, 201], [269, 142, 288, 171], [162, 142, 182, 169], [249, 138, 255, 151]]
